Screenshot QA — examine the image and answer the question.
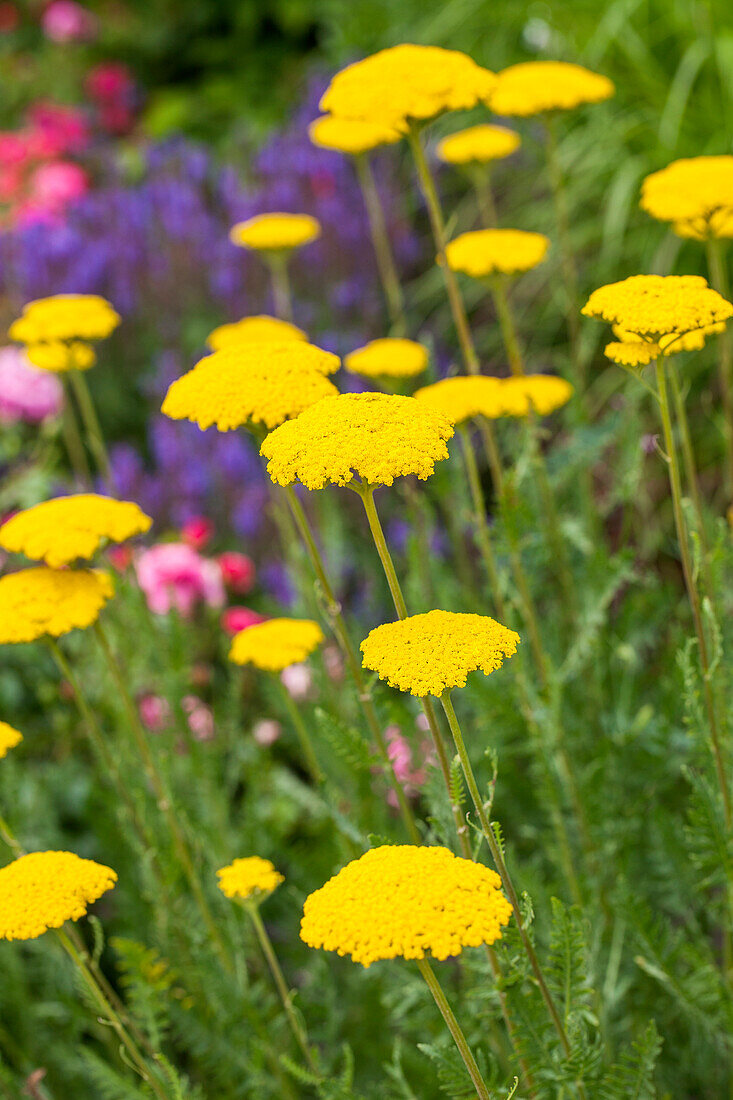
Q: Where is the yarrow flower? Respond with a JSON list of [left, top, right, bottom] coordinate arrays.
[[229, 618, 324, 671], [0, 722, 22, 760], [444, 229, 549, 277], [161, 346, 339, 432], [640, 156, 733, 239], [500, 375, 574, 416], [436, 124, 520, 165], [9, 295, 120, 345], [300, 844, 512, 967], [320, 45, 496, 129], [415, 376, 505, 424], [216, 857, 284, 903], [360, 609, 520, 697], [229, 213, 321, 252], [0, 495, 151, 568], [603, 325, 718, 366], [0, 567, 114, 643], [0, 851, 117, 941], [490, 61, 614, 116], [206, 315, 307, 351], [344, 338, 428, 380], [582, 275, 733, 343], [308, 115, 404, 155], [261, 392, 453, 490]]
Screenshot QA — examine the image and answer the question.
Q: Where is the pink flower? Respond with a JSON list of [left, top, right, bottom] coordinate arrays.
[[135, 542, 224, 617], [138, 693, 171, 732], [221, 606, 267, 635], [41, 0, 96, 42], [107, 544, 133, 571], [0, 346, 63, 423], [182, 695, 214, 741], [253, 719, 281, 747], [19, 160, 88, 224], [322, 644, 344, 682], [383, 725, 435, 807], [86, 62, 134, 101], [27, 102, 89, 157], [280, 662, 313, 701], [181, 515, 213, 550], [218, 551, 255, 594]]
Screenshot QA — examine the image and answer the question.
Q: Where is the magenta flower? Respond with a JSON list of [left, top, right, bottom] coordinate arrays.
[[218, 551, 255, 594], [221, 606, 266, 635], [135, 542, 224, 616], [138, 693, 171, 732], [0, 346, 63, 423], [17, 160, 88, 225], [41, 0, 96, 42]]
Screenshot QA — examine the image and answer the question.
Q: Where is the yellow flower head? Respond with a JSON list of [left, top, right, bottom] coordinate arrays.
[[229, 618, 324, 672], [162, 345, 339, 433], [414, 376, 505, 424], [207, 315, 307, 351], [500, 375, 574, 417], [361, 609, 520, 697], [0, 850, 117, 941], [603, 341, 659, 367], [582, 274, 733, 341], [300, 844, 512, 967], [344, 338, 429, 380], [229, 213, 321, 252], [9, 295, 120, 346], [0, 567, 114, 644], [436, 124, 521, 165], [491, 61, 614, 116], [261, 392, 453, 490], [603, 323, 719, 366], [0, 722, 22, 761], [640, 156, 733, 240], [0, 495, 152, 568], [444, 229, 549, 278], [308, 115, 404, 155], [320, 45, 496, 129], [25, 341, 96, 373], [216, 857, 284, 903]]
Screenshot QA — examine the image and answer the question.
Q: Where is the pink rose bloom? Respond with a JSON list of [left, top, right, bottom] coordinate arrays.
[[135, 542, 224, 616], [138, 693, 171, 732], [218, 551, 255, 594], [181, 515, 213, 550], [0, 346, 63, 423], [221, 606, 266, 635], [280, 662, 313, 701], [41, 0, 96, 42], [253, 719, 281, 747], [182, 695, 214, 741], [27, 102, 90, 156]]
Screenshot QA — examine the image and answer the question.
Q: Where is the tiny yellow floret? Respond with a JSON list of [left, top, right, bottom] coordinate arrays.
[[361, 609, 520, 697], [344, 338, 428, 379], [0, 851, 117, 941], [261, 392, 453, 490], [300, 844, 512, 967], [414, 376, 505, 424], [308, 115, 404, 155], [0, 495, 151, 568], [640, 156, 733, 240], [229, 213, 321, 252], [207, 315, 307, 351], [0, 722, 22, 760], [444, 229, 549, 278], [216, 857, 284, 903], [436, 124, 520, 165], [229, 618, 324, 672], [491, 61, 614, 116], [0, 567, 114, 644], [582, 274, 733, 341]]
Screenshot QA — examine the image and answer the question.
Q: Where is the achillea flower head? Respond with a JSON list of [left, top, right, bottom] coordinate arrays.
[[309, 115, 404, 155], [0, 851, 117, 941], [216, 856, 284, 903], [261, 392, 453, 490], [207, 315, 307, 351], [500, 375, 574, 416], [360, 609, 520, 697], [603, 326, 717, 366], [491, 61, 614, 116], [229, 617, 324, 671], [344, 338, 428, 379], [10, 295, 120, 345], [582, 274, 733, 341], [444, 228, 549, 277], [640, 156, 733, 239], [320, 45, 496, 129], [0, 567, 114, 643], [25, 340, 96, 373], [0, 722, 22, 760], [414, 375, 505, 424], [436, 124, 520, 165], [300, 844, 511, 967], [229, 213, 321, 252], [0, 495, 152, 568], [161, 345, 339, 432]]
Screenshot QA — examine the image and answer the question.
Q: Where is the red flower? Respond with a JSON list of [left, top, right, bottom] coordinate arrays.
[[221, 606, 266, 635], [218, 551, 255, 594], [181, 516, 213, 551]]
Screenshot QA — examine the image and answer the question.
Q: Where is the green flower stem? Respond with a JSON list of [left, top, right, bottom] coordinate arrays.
[[67, 368, 112, 487], [246, 902, 319, 1076], [489, 276, 525, 378], [281, 484, 422, 844], [274, 673, 323, 785], [407, 124, 481, 375], [56, 927, 173, 1100], [0, 812, 22, 858], [355, 153, 407, 334], [265, 253, 294, 322], [471, 165, 498, 228], [60, 377, 92, 486], [654, 358, 730, 824], [705, 238, 733, 495], [458, 426, 509, 620], [416, 956, 494, 1100]]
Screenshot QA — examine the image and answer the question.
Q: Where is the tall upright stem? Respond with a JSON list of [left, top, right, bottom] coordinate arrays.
[[67, 368, 112, 487], [355, 154, 407, 334], [705, 239, 733, 495], [275, 675, 323, 785], [490, 278, 525, 377], [472, 166, 498, 228], [60, 377, 92, 486], [266, 254, 294, 322]]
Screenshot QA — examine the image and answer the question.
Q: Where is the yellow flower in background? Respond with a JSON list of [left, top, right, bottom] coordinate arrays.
[[229, 213, 321, 252], [640, 156, 733, 240], [0, 567, 114, 644], [436, 124, 521, 165], [308, 115, 404, 155], [344, 338, 428, 380], [320, 45, 496, 129], [603, 323, 720, 367], [207, 315, 307, 351], [0, 850, 117, 941], [444, 229, 549, 277], [501, 375, 574, 416], [491, 61, 614, 116], [582, 274, 733, 342], [361, 609, 520, 697], [217, 857, 284, 903], [9, 295, 121, 345], [0, 722, 22, 761], [161, 345, 339, 432], [25, 341, 96, 373], [0, 495, 151, 568], [229, 618, 324, 671], [261, 392, 453, 490], [604, 341, 659, 367], [300, 844, 512, 967], [414, 375, 505, 424]]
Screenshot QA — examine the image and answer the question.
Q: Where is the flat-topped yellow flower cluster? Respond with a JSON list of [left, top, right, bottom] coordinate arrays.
[[416, 374, 573, 423], [0, 495, 151, 568], [229, 618, 324, 672], [640, 155, 733, 240], [216, 857, 284, 903], [445, 228, 550, 277], [0, 851, 117, 941], [0, 722, 23, 760]]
